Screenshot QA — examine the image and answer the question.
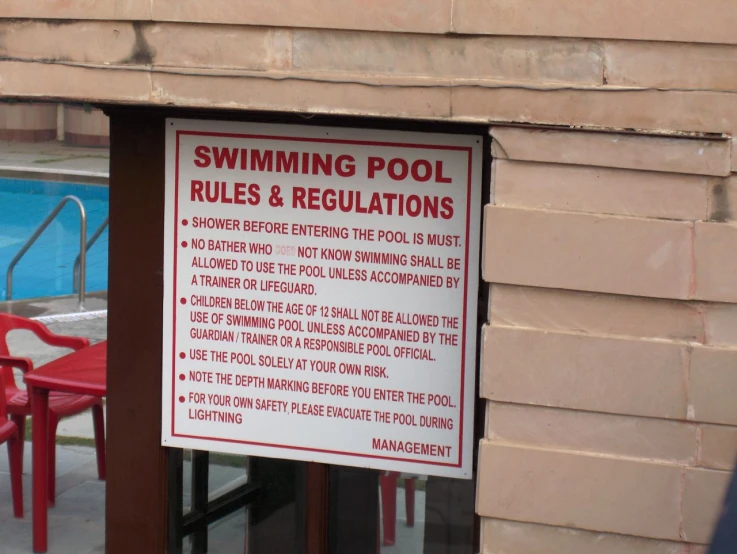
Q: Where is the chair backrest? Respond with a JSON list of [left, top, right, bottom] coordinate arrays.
[[0, 313, 56, 354], [0, 314, 63, 391], [0, 373, 7, 420]]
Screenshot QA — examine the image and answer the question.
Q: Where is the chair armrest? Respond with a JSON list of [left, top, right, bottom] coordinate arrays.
[[36, 330, 90, 351], [0, 314, 89, 350], [0, 355, 34, 374]]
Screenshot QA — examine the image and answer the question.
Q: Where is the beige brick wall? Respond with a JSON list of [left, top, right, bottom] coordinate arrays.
[[3, 0, 737, 43], [0, 102, 56, 142], [1, 19, 737, 136], [2, 4, 736, 553], [63, 105, 109, 147], [481, 126, 737, 553]]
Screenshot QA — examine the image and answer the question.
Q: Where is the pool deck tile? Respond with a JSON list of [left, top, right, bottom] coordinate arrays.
[[0, 292, 108, 318], [0, 140, 109, 180]]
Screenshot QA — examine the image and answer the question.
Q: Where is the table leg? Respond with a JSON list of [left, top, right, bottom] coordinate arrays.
[[32, 388, 49, 553]]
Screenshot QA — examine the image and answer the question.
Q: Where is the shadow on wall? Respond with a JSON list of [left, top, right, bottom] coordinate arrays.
[[708, 461, 737, 553]]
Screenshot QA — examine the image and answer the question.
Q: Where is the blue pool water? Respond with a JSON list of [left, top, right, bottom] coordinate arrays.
[[0, 178, 109, 301]]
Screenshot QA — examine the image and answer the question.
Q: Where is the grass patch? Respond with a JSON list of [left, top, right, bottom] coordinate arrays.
[[22, 421, 95, 448], [56, 435, 96, 448]]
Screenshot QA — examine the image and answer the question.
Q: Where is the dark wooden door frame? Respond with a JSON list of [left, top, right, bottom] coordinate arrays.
[[102, 106, 486, 554], [306, 464, 330, 553], [105, 110, 169, 553]]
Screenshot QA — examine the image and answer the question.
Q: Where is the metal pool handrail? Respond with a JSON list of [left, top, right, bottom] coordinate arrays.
[[73, 216, 108, 295], [5, 195, 87, 311]]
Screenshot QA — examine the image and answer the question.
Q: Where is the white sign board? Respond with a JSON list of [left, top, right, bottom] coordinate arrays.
[[162, 119, 481, 478]]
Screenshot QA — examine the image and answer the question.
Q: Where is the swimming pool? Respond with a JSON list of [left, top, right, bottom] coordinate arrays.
[[0, 177, 109, 301]]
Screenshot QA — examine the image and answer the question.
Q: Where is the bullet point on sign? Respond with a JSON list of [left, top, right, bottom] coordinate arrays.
[[179, 374, 186, 381], [178, 396, 185, 403], [181, 241, 188, 248], [182, 219, 188, 226], [179, 352, 186, 359], [180, 298, 186, 305]]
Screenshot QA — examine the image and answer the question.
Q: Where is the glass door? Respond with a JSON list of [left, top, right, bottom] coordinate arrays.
[[167, 450, 311, 554], [166, 454, 479, 554], [328, 467, 478, 554]]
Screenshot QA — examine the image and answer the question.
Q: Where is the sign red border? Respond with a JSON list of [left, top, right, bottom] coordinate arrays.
[[170, 130, 474, 469]]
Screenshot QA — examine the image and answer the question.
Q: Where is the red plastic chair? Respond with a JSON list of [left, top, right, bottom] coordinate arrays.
[[0, 373, 23, 517], [0, 314, 106, 505], [379, 472, 415, 546]]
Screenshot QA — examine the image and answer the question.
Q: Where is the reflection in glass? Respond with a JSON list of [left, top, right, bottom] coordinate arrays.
[[329, 467, 475, 554], [171, 450, 304, 554]]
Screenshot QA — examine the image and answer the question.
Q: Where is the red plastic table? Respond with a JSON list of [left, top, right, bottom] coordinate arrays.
[[24, 341, 107, 553]]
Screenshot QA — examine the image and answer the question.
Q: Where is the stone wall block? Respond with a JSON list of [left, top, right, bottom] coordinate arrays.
[[703, 303, 737, 347], [143, 24, 291, 71], [490, 127, 730, 176], [1, 0, 151, 19], [477, 442, 683, 540], [488, 285, 704, 342], [452, 88, 737, 137], [0, 61, 151, 102], [694, 222, 737, 303], [0, 21, 138, 65], [689, 347, 737, 425], [708, 175, 737, 222], [481, 518, 688, 554], [484, 206, 693, 299], [494, 160, 710, 220], [453, 0, 737, 44], [486, 401, 697, 462], [682, 468, 731, 543], [151, 72, 451, 119], [151, 0, 451, 33], [292, 31, 603, 84], [482, 327, 688, 419], [699, 425, 737, 471], [605, 42, 737, 92]]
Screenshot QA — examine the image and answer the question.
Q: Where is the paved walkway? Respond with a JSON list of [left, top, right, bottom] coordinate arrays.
[[0, 140, 108, 180], [0, 444, 105, 553]]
